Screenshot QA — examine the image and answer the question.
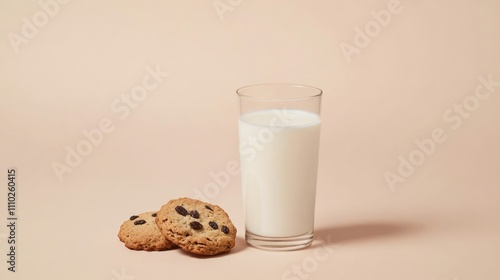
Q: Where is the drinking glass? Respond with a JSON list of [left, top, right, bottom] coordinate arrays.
[[237, 83, 322, 250]]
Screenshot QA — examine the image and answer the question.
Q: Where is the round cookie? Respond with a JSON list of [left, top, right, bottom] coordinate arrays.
[[155, 198, 237, 255], [118, 211, 176, 251]]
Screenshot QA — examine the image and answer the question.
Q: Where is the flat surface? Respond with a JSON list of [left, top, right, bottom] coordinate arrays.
[[1, 1, 499, 279]]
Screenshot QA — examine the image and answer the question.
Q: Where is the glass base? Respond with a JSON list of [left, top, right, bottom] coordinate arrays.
[[245, 230, 314, 251]]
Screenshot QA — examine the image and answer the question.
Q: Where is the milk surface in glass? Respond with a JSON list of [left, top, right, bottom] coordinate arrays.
[[239, 109, 321, 237]]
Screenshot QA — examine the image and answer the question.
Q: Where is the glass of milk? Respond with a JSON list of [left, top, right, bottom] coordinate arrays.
[[237, 83, 322, 250]]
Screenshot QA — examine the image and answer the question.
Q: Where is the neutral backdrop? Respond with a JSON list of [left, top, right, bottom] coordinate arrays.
[[1, 0, 499, 279]]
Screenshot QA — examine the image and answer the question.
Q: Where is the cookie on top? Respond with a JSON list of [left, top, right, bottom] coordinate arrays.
[[155, 197, 237, 255]]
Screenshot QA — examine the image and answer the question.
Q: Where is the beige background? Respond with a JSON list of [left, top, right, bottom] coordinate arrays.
[[1, 0, 499, 279]]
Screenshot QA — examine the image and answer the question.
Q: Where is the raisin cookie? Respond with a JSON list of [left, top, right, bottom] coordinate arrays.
[[118, 211, 176, 251], [155, 198, 237, 255]]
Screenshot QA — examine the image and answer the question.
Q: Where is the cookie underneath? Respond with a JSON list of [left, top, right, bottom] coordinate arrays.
[[155, 197, 237, 255], [118, 211, 176, 251]]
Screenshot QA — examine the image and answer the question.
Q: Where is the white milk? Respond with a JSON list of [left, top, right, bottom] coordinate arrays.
[[239, 109, 321, 237]]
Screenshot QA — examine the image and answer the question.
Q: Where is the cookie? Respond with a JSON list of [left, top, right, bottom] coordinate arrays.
[[155, 198, 237, 255], [118, 211, 176, 251]]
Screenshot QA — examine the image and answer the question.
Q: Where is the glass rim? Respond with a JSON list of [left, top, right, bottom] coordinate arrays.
[[236, 83, 323, 101]]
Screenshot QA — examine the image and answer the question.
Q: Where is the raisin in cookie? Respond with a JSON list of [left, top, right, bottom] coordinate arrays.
[[118, 211, 176, 251], [155, 198, 237, 255]]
